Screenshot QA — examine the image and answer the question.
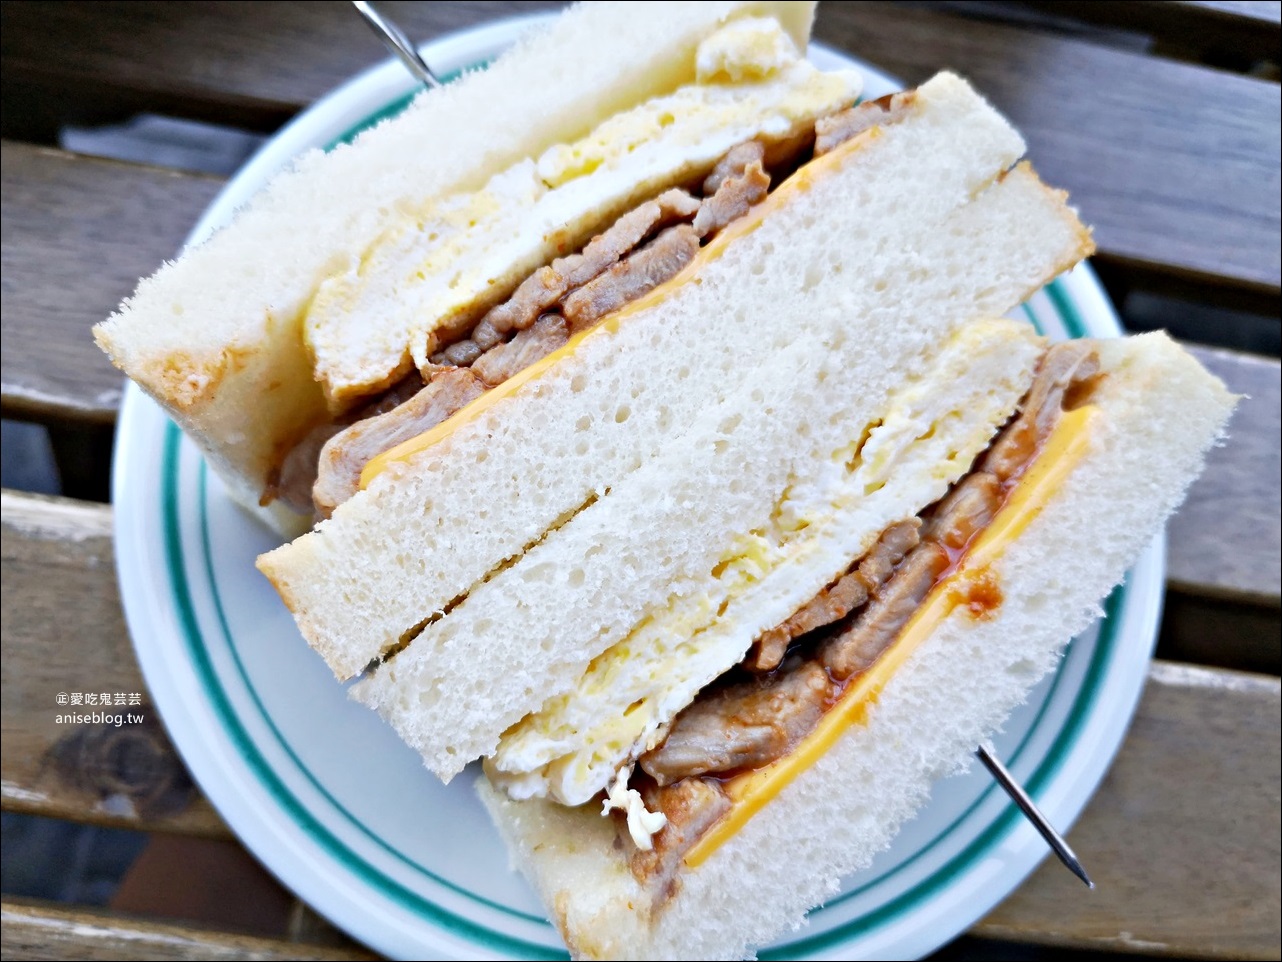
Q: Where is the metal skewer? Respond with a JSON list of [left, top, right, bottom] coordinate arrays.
[[976, 745, 1094, 888], [351, 0, 1095, 895], [352, 0, 442, 88]]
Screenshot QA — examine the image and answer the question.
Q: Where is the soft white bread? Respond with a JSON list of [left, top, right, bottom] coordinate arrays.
[[351, 157, 1085, 781], [480, 318, 1043, 806], [260, 72, 1052, 681], [93, 1, 816, 532], [479, 332, 1237, 962]]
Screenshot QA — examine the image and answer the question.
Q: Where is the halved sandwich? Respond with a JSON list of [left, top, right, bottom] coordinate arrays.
[[93, 1, 847, 535], [472, 328, 1233, 961], [336, 316, 1231, 960]]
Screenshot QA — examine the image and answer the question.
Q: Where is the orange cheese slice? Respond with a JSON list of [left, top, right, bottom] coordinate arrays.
[[682, 403, 1099, 868]]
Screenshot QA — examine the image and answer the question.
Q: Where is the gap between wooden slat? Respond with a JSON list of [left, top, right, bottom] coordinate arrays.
[[0, 897, 378, 962]]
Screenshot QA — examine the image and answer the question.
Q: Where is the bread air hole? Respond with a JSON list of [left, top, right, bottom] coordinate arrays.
[[1000, 658, 1041, 686], [803, 262, 824, 291]]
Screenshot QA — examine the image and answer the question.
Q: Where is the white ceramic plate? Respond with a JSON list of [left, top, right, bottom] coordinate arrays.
[[112, 15, 1162, 961]]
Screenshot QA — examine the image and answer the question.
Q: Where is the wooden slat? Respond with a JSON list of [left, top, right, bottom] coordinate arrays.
[[2, 663, 1276, 959], [1169, 345, 1281, 605], [0, 141, 223, 424], [815, 2, 1281, 300], [0, 324, 1274, 602], [978, 661, 1281, 959], [0, 490, 229, 838], [1015, 0, 1282, 60], [0, 899, 378, 962], [0, 1, 1277, 298], [5, 163, 1276, 605]]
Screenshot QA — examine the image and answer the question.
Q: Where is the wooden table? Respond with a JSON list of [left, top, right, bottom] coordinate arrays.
[[2, 2, 1279, 959]]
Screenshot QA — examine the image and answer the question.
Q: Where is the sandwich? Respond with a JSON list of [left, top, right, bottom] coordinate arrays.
[[475, 328, 1232, 961], [93, 3, 1236, 960], [93, 1, 844, 536]]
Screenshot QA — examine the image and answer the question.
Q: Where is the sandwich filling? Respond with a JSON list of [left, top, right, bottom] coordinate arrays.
[[304, 16, 860, 408], [265, 40, 934, 521], [501, 339, 1102, 900]]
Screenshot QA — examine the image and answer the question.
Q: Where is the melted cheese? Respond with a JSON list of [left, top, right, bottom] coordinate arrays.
[[358, 127, 884, 490], [683, 404, 1099, 868]]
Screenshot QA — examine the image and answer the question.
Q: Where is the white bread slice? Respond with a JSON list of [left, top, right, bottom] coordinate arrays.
[[92, 1, 816, 532], [478, 332, 1237, 962], [259, 72, 1042, 680]]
